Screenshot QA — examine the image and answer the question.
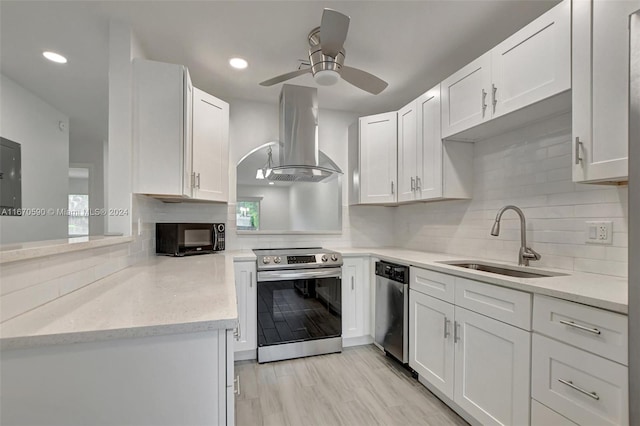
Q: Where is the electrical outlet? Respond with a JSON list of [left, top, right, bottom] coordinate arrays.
[[585, 221, 613, 244]]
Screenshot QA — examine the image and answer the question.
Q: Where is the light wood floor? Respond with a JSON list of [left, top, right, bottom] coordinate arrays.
[[234, 344, 468, 426]]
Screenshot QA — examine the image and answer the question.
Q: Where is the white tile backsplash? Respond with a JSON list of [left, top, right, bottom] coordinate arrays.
[[394, 113, 628, 277]]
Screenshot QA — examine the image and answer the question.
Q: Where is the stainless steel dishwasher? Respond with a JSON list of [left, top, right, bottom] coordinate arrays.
[[374, 260, 409, 363]]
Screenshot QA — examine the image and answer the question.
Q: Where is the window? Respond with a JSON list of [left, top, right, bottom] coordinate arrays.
[[236, 200, 260, 231], [68, 194, 89, 236]]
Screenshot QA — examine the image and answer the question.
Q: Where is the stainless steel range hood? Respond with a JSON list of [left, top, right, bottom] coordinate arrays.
[[269, 84, 341, 182]]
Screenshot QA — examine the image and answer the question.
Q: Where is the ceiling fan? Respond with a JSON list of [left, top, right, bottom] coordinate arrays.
[[259, 8, 388, 95]]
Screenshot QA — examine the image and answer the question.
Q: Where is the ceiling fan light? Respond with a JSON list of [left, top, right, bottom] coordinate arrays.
[[314, 69, 340, 86]]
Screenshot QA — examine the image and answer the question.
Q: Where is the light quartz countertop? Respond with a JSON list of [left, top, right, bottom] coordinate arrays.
[[333, 247, 628, 314], [1, 246, 627, 351], [0, 251, 256, 350], [0, 235, 134, 264]]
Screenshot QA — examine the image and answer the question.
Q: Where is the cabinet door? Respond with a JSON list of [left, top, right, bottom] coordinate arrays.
[[342, 258, 365, 339], [454, 306, 531, 426], [397, 100, 418, 202], [359, 112, 397, 204], [192, 88, 229, 202], [441, 52, 491, 138], [416, 85, 443, 200], [133, 59, 189, 197], [409, 290, 455, 399], [572, 0, 635, 182], [491, 0, 570, 119], [233, 261, 257, 353]]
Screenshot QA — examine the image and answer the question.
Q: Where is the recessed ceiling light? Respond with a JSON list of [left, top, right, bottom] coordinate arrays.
[[229, 57, 248, 69], [268, 182, 275, 185], [43, 51, 67, 64]]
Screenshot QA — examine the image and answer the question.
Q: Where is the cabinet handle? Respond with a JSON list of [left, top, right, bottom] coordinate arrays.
[[444, 317, 451, 339], [196, 172, 201, 189], [416, 176, 421, 191], [410, 177, 415, 191], [351, 276, 355, 290], [454, 321, 461, 343], [558, 379, 599, 400], [575, 137, 583, 165], [481, 89, 488, 117], [234, 375, 241, 396], [391, 181, 394, 194], [492, 84, 497, 113], [559, 320, 601, 335], [233, 322, 241, 341], [249, 272, 253, 288]]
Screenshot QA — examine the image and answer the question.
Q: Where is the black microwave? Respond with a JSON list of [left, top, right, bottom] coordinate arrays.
[[156, 223, 225, 256]]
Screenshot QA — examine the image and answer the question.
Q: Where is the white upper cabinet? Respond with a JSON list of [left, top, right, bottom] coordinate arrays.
[[351, 112, 398, 204], [192, 88, 229, 202], [442, 0, 570, 140], [572, 0, 636, 183], [491, 0, 570, 118], [397, 100, 418, 202], [398, 85, 473, 203], [441, 53, 492, 138], [133, 59, 229, 202], [133, 59, 192, 198]]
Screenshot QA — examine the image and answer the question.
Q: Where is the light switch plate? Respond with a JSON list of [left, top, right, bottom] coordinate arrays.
[[585, 221, 613, 244]]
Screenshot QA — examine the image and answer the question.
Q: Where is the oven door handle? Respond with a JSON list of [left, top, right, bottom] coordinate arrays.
[[257, 268, 342, 282]]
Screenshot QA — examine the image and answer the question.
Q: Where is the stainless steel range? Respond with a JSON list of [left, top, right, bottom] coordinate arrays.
[[254, 248, 343, 363]]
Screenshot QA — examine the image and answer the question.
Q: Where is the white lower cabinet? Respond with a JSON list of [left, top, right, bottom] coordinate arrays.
[[454, 306, 531, 426], [234, 261, 257, 357], [409, 267, 531, 426], [409, 289, 455, 398], [531, 334, 628, 426], [342, 257, 371, 344]]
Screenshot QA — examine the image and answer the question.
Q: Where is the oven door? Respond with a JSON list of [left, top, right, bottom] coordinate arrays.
[[257, 268, 342, 349]]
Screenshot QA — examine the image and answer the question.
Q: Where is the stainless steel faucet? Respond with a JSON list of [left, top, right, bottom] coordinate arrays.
[[490, 205, 541, 266]]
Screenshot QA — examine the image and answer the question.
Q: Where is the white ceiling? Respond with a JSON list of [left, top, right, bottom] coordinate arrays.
[[0, 0, 559, 146]]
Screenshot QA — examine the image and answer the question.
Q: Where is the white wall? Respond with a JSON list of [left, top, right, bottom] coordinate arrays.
[[0, 74, 69, 244], [289, 180, 341, 231], [237, 185, 290, 230], [395, 113, 628, 277]]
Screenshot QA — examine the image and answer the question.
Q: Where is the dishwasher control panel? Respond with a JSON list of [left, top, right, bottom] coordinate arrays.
[[375, 261, 409, 284]]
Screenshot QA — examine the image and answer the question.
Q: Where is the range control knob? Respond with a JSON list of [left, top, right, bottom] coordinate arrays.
[[274, 256, 282, 264], [262, 256, 271, 264], [331, 254, 338, 261], [321, 255, 328, 262]]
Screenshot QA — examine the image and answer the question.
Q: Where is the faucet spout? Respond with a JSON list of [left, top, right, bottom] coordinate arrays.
[[491, 205, 541, 266]]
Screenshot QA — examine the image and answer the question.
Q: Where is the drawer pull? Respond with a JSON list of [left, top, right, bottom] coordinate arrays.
[[558, 379, 600, 400], [559, 320, 601, 335]]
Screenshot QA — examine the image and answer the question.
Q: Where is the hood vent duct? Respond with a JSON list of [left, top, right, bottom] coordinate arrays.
[[268, 84, 341, 182]]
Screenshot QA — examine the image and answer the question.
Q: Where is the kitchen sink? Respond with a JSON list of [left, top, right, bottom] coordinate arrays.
[[437, 260, 567, 279]]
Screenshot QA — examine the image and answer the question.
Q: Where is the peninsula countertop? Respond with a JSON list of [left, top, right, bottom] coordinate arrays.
[[0, 251, 256, 350]]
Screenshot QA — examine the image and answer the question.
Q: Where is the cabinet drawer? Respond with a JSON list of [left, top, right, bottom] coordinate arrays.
[[454, 278, 531, 330], [532, 334, 629, 426], [410, 267, 455, 303], [531, 399, 577, 426], [533, 295, 628, 365]]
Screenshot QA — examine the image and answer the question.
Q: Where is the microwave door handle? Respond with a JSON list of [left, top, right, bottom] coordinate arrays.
[[212, 227, 218, 250]]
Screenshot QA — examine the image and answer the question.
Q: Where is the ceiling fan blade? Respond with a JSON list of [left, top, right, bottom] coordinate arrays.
[[320, 8, 350, 57], [340, 66, 388, 95], [259, 69, 311, 86]]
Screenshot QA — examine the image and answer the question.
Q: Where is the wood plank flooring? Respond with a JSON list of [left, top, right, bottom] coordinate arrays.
[[234, 345, 468, 426]]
